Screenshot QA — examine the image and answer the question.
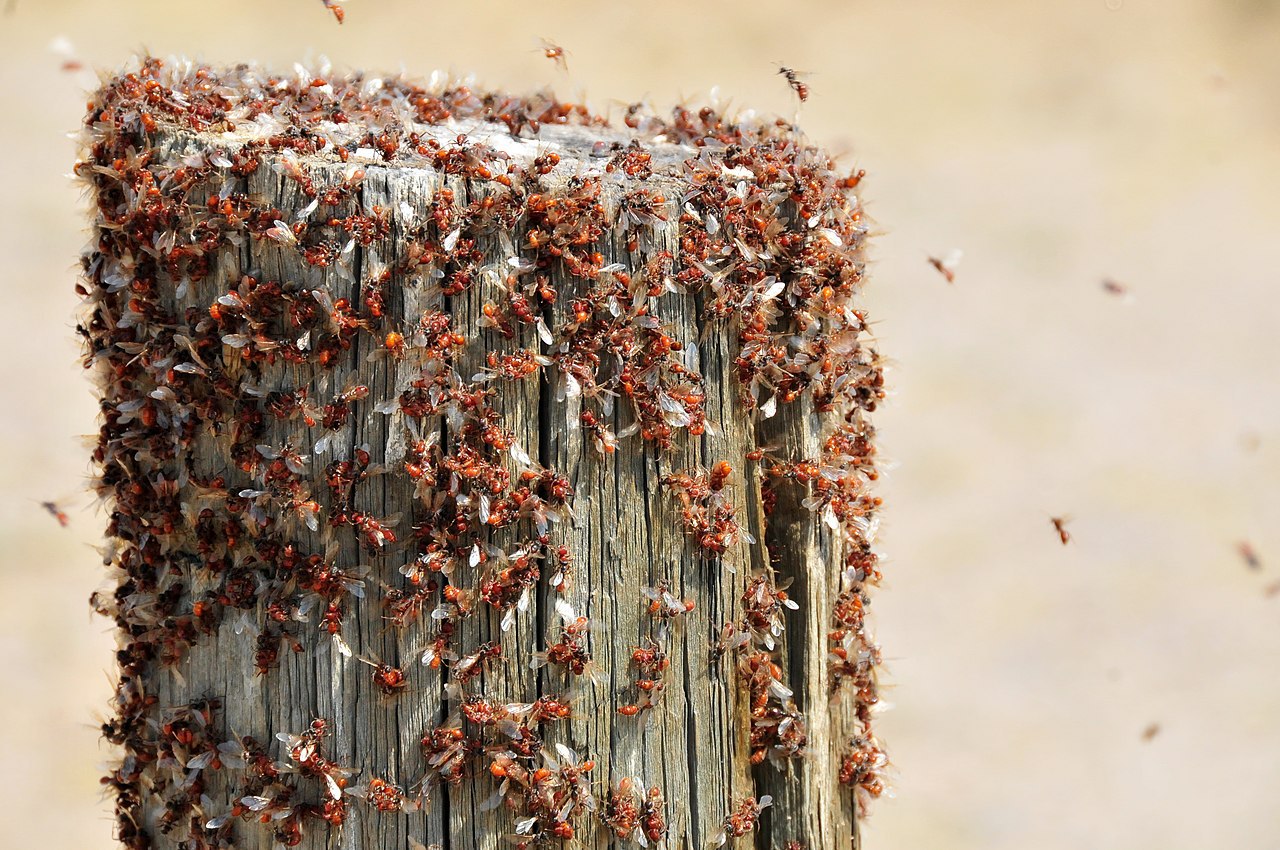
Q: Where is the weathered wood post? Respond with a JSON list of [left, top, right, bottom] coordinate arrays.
[[79, 58, 887, 850]]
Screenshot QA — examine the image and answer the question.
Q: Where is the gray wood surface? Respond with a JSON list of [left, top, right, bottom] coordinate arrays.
[[110, 121, 859, 850]]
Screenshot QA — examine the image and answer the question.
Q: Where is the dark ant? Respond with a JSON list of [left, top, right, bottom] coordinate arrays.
[[41, 500, 70, 527], [778, 65, 810, 102]]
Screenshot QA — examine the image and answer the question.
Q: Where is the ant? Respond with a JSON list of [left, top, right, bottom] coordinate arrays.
[[928, 250, 962, 284], [1238, 541, 1261, 570], [320, 0, 345, 24], [839, 734, 888, 799], [1050, 516, 1071, 545], [777, 65, 810, 102], [451, 641, 503, 683], [618, 640, 669, 716], [709, 795, 773, 847], [41, 501, 70, 527], [1101, 278, 1137, 303], [352, 776, 411, 813], [356, 653, 409, 696], [534, 601, 595, 678], [641, 785, 667, 844], [540, 39, 569, 72], [601, 777, 642, 840]]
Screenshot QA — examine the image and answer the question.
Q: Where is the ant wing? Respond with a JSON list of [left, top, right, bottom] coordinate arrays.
[[584, 661, 609, 687], [337, 372, 363, 397], [477, 785, 505, 813], [553, 598, 578, 624]]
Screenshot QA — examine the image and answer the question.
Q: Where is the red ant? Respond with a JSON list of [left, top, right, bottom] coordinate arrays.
[[356, 653, 409, 696], [1050, 516, 1071, 545], [539, 39, 569, 72], [533, 601, 595, 678], [41, 501, 70, 527], [641, 785, 667, 844], [778, 65, 810, 102], [928, 250, 962, 284], [320, 0, 345, 24], [710, 795, 773, 846], [618, 639, 670, 716], [350, 777, 410, 813]]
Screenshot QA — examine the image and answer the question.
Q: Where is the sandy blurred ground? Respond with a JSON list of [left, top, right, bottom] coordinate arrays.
[[1, 0, 1279, 847]]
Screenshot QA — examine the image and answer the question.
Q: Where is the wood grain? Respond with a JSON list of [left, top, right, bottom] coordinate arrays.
[[100, 116, 865, 850]]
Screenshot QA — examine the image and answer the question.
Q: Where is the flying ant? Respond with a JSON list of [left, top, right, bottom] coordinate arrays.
[[320, 0, 345, 24], [349, 776, 415, 813], [356, 653, 409, 696], [838, 734, 888, 799], [1101, 277, 1137, 303], [777, 65, 810, 102], [1050, 516, 1071, 545], [532, 600, 596, 679], [927, 250, 962, 284], [619, 639, 670, 716], [745, 442, 782, 464], [601, 777, 643, 840], [451, 641, 502, 683], [421, 722, 479, 785], [642, 582, 694, 620], [41, 500, 70, 527], [709, 795, 773, 847], [50, 36, 85, 73], [540, 39, 569, 72], [1237, 541, 1260, 570], [641, 786, 667, 844], [712, 622, 751, 661], [641, 582, 694, 641]]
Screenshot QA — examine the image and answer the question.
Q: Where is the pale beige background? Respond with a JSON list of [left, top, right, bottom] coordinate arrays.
[[1, 1, 1278, 848]]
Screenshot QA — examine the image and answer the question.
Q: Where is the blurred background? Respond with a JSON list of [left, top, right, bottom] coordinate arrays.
[[2, 1, 1279, 847]]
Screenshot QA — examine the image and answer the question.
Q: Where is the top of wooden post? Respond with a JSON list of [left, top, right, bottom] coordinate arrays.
[[82, 56, 822, 178]]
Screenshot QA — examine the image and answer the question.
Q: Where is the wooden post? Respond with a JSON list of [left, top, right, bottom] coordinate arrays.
[[80, 58, 887, 850]]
